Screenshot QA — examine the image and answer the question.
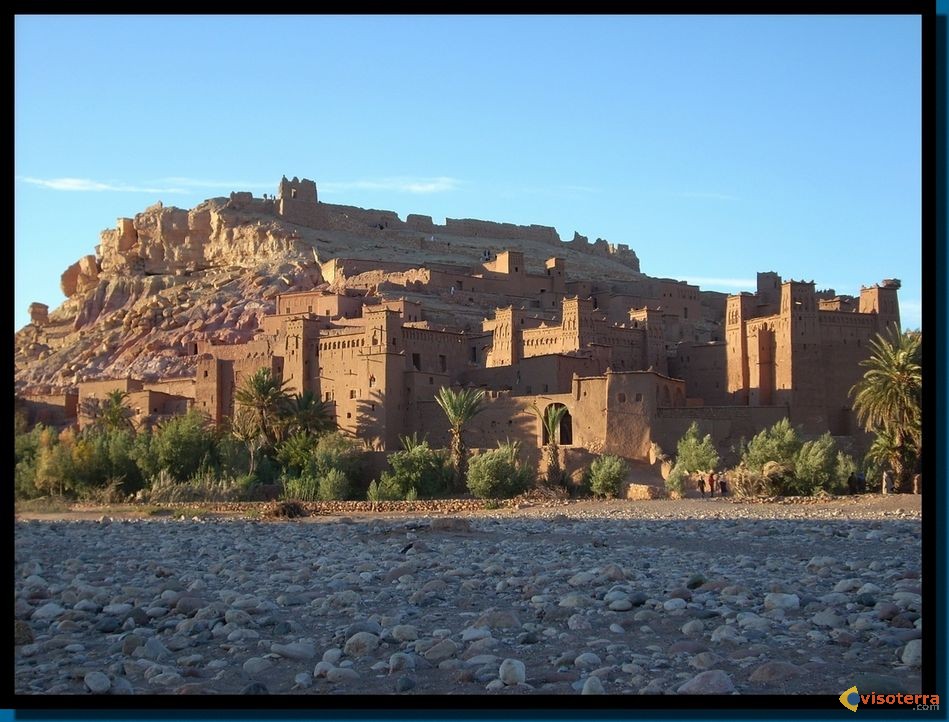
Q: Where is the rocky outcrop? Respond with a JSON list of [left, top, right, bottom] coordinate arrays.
[[16, 181, 654, 392]]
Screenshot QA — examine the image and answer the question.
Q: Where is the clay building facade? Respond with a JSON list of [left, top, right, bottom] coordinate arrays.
[[60, 265, 898, 468], [723, 274, 900, 435], [23, 177, 901, 474]]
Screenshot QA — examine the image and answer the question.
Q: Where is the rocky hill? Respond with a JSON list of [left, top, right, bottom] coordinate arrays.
[[15, 180, 708, 393]]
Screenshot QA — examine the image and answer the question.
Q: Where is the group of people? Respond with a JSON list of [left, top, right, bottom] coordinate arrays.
[[846, 471, 868, 494], [697, 471, 727, 498]]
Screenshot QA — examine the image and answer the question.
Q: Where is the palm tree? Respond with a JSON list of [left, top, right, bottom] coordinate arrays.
[[434, 387, 485, 492], [850, 324, 921, 491], [229, 406, 264, 476], [80, 389, 134, 432], [284, 390, 335, 437], [532, 403, 568, 486], [234, 368, 291, 451]]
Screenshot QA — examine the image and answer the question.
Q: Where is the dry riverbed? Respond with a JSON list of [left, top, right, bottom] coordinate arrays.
[[14, 494, 923, 696]]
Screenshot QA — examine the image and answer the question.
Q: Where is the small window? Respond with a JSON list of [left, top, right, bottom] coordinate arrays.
[[392, 337, 397, 347], [635, 393, 643, 402], [439, 355, 447, 372], [346, 412, 352, 419], [203, 370, 208, 378], [412, 353, 421, 370], [349, 389, 357, 399], [325, 392, 331, 401], [429, 377, 434, 385], [369, 375, 375, 387], [618, 393, 626, 403]]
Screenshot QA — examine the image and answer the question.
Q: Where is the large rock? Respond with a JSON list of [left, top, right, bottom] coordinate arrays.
[[498, 659, 526, 686], [677, 670, 736, 694]]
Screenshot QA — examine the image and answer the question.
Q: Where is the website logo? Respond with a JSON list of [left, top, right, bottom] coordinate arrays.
[[839, 685, 941, 712], [839, 686, 860, 712]]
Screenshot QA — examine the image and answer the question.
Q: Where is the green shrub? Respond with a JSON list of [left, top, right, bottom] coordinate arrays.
[[145, 470, 249, 503], [664, 463, 688, 497], [587, 455, 628, 498], [793, 433, 838, 495], [15, 423, 47, 499], [742, 418, 802, 474], [215, 434, 250, 477], [727, 466, 768, 498], [283, 475, 321, 502], [404, 487, 418, 502], [276, 432, 315, 477], [675, 422, 720, 474], [382, 442, 453, 498], [466, 448, 533, 499], [835, 452, 858, 493], [369, 474, 405, 501], [139, 410, 216, 482], [307, 432, 365, 482], [317, 468, 351, 501]]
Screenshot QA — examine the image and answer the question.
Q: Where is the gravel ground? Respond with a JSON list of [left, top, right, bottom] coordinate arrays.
[[14, 495, 923, 696]]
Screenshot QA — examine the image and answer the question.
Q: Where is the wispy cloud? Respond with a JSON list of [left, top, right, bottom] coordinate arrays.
[[673, 191, 740, 202], [320, 176, 461, 195], [678, 276, 756, 290], [20, 176, 187, 193], [20, 176, 274, 194]]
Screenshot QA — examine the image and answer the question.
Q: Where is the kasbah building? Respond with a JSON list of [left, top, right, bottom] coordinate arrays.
[[53, 177, 901, 484]]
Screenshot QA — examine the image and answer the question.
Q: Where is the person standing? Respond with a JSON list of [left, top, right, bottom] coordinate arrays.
[[697, 475, 706, 499], [719, 475, 728, 497], [882, 469, 894, 495], [707, 471, 716, 498]]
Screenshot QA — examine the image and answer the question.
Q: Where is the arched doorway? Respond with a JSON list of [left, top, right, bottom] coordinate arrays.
[[541, 403, 573, 446]]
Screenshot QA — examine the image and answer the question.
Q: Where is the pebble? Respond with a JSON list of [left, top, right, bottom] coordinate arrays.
[[83, 671, 111, 694], [581, 676, 605, 694], [344, 632, 379, 657], [901, 639, 922, 667], [271, 642, 315, 661], [677, 669, 736, 694], [499, 658, 526, 685], [13, 501, 921, 696], [242, 657, 272, 676]]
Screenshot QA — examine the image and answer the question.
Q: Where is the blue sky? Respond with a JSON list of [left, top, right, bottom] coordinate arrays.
[[14, 14, 923, 331]]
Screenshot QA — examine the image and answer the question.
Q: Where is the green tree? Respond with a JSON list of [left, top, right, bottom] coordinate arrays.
[[234, 368, 292, 451], [143, 410, 216, 482], [466, 446, 533, 499], [284, 390, 335, 437], [434, 387, 486, 492], [850, 325, 922, 491], [675, 422, 720, 474], [276, 431, 315, 478], [588, 455, 629, 498], [379, 441, 453, 498], [81, 389, 134, 432], [793, 432, 838, 495], [532, 403, 568, 486], [15, 422, 46, 499], [742, 418, 802, 474]]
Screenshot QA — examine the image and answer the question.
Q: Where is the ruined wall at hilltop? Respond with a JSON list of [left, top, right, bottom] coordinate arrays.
[[93, 195, 311, 283]]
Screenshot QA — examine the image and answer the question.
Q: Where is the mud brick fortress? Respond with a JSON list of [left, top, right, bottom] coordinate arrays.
[[17, 176, 900, 471]]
